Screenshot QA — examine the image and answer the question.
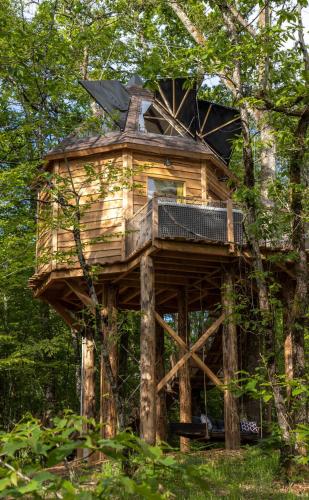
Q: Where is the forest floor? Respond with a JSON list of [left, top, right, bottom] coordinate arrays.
[[171, 447, 309, 499], [49, 445, 309, 499]]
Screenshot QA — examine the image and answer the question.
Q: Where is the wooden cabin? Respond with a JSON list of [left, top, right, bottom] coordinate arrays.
[[30, 76, 262, 450]]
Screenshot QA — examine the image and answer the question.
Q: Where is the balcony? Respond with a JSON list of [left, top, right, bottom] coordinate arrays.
[[124, 196, 245, 258]]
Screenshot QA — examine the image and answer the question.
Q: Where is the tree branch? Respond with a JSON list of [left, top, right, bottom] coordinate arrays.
[[297, 3, 309, 73], [215, 0, 256, 37]]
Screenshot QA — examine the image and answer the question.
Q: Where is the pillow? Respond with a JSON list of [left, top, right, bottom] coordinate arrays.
[[240, 420, 259, 434], [200, 414, 213, 431]]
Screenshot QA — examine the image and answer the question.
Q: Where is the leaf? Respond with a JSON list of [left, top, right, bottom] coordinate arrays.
[[62, 480, 76, 493], [1, 440, 27, 457], [10, 472, 18, 487], [47, 441, 83, 467], [18, 480, 40, 494], [33, 471, 56, 483], [0, 478, 11, 492], [292, 387, 305, 396]]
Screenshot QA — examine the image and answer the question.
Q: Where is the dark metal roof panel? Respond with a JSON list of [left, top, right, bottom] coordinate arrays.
[[79, 80, 130, 130]]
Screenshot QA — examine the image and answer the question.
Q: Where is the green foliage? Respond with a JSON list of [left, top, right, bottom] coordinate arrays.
[[0, 415, 305, 498], [0, 413, 210, 499]]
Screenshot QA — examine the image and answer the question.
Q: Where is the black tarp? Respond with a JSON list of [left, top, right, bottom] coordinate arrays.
[[79, 76, 241, 164], [79, 80, 130, 130], [197, 100, 241, 163], [155, 78, 197, 136]]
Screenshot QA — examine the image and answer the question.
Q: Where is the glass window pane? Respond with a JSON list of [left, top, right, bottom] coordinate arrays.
[[147, 178, 183, 198]]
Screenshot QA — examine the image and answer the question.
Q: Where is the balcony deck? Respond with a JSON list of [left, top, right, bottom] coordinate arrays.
[[124, 196, 244, 258]]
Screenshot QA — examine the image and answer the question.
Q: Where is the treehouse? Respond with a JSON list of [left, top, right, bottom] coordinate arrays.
[[30, 76, 281, 450]]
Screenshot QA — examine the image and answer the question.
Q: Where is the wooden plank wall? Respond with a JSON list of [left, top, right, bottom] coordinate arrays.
[[132, 153, 229, 211], [37, 152, 124, 271], [132, 153, 202, 211], [36, 148, 231, 273], [37, 189, 52, 274]]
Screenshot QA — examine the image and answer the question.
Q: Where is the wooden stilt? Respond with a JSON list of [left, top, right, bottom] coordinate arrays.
[[222, 269, 240, 450], [106, 284, 118, 438], [100, 285, 108, 437], [156, 320, 167, 443], [282, 286, 293, 399], [178, 288, 192, 452], [140, 254, 156, 444], [100, 284, 118, 439], [81, 329, 96, 419]]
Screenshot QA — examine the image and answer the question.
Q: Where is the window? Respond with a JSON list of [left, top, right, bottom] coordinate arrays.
[[147, 178, 184, 199], [138, 101, 181, 136]]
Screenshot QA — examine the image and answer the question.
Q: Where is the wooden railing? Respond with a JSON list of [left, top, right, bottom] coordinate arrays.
[[124, 196, 244, 258]]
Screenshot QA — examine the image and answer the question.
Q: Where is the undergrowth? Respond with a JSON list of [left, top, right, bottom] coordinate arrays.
[[0, 413, 307, 499]]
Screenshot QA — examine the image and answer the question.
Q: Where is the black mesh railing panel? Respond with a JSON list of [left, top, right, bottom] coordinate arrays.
[[157, 199, 244, 244], [233, 210, 245, 244], [125, 197, 245, 257]]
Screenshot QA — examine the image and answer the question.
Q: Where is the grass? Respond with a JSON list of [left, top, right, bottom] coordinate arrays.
[[161, 446, 309, 499]]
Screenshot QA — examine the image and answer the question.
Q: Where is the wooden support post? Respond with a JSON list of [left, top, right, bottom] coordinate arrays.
[[140, 254, 156, 444], [51, 161, 59, 270], [156, 320, 167, 443], [106, 285, 118, 438], [282, 286, 294, 399], [152, 195, 159, 242], [201, 160, 208, 202], [100, 285, 108, 437], [100, 284, 118, 439], [178, 288, 191, 452], [226, 199, 235, 253], [81, 329, 96, 420], [222, 270, 240, 450]]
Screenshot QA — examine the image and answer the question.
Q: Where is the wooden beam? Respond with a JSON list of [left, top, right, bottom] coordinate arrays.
[[122, 288, 140, 304], [178, 288, 191, 452], [65, 280, 95, 311], [200, 104, 212, 134], [155, 312, 223, 387], [227, 199, 235, 253], [201, 160, 208, 201], [49, 300, 80, 329], [202, 116, 240, 138], [152, 195, 159, 241], [153, 239, 232, 258], [222, 269, 240, 450], [140, 255, 156, 444], [51, 161, 59, 270], [157, 313, 225, 392], [122, 150, 133, 218]]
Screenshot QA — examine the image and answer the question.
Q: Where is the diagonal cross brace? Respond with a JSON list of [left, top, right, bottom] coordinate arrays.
[[155, 312, 225, 392]]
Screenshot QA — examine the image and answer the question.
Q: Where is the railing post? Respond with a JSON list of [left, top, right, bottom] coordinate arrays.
[[227, 199, 235, 253], [121, 218, 127, 260], [152, 195, 159, 243]]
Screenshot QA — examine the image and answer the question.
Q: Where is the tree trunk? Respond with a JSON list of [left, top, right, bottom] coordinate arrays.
[[222, 269, 240, 450], [178, 288, 192, 452], [156, 320, 168, 443], [140, 254, 156, 444], [259, 121, 276, 200], [288, 109, 309, 454]]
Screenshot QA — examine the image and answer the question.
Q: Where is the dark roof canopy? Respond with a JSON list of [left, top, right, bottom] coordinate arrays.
[[75, 77, 241, 165]]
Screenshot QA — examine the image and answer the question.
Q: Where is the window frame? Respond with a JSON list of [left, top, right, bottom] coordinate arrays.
[[146, 176, 186, 200]]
